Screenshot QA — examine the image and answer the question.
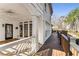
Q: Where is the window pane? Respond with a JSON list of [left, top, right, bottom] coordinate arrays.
[[30, 22, 32, 36], [24, 23, 28, 37], [19, 22, 23, 37]]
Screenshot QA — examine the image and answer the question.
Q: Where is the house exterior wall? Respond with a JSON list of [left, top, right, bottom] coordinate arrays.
[[30, 3, 52, 44], [0, 15, 31, 41], [0, 18, 19, 41], [40, 3, 52, 42], [27, 3, 52, 52]]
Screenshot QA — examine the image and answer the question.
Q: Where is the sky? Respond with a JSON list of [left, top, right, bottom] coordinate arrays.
[[52, 3, 79, 17]]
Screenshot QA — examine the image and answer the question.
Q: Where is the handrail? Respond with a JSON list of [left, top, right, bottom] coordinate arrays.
[[61, 34, 69, 41], [60, 34, 70, 56]]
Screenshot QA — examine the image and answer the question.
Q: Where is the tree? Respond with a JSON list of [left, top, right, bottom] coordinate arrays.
[[64, 8, 79, 31]]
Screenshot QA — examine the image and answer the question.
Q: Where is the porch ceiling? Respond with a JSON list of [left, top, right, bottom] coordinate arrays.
[[24, 4, 42, 16], [0, 3, 32, 21]]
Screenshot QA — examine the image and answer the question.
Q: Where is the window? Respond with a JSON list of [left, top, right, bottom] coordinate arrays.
[[24, 22, 28, 37], [45, 4, 46, 12], [19, 22, 23, 37], [29, 21, 32, 36], [19, 21, 32, 37]]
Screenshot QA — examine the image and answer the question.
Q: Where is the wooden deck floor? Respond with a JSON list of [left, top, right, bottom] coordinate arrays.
[[0, 32, 66, 56], [0, 38, 18, 45], [36, 32, 66, 56]]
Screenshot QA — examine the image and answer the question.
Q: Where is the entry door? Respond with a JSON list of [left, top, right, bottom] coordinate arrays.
[[5, 24, 13, 39]]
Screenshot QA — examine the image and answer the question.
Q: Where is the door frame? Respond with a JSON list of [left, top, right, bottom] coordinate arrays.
[[5, 24, 13, 40]]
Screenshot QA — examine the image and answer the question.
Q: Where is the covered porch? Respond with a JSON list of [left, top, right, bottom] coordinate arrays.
[[0, 4, 45, 56]]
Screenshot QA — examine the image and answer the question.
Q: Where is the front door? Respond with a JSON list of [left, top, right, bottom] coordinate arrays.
[[5, 24, 13, 40]]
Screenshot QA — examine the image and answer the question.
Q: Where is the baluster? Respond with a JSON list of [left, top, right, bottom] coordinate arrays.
[[0, 37, 32, 56], [19, 42, 24, 53], [16, 42, 22, 55]]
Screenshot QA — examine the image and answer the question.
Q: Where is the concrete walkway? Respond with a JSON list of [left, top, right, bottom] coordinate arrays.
[[36, 32, 65, 56]]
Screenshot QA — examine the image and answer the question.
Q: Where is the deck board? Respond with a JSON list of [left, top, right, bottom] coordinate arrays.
[[0, 39, 18, 45], [36, 32, 65, 56]]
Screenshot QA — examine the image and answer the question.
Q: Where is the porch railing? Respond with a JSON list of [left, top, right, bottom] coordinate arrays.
[[61, 34, 70, 56], [0, 37, 34, 56]]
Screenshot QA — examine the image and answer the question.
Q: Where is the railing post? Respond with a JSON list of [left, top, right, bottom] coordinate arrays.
[[31, 36, 38, 53]]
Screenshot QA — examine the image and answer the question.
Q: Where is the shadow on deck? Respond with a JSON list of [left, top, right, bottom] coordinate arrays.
[[35, 32, 65, 56]]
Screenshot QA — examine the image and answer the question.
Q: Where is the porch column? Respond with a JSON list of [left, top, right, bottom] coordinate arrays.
[[31, 15, 38, 52], [38, 16, 44, 44]]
